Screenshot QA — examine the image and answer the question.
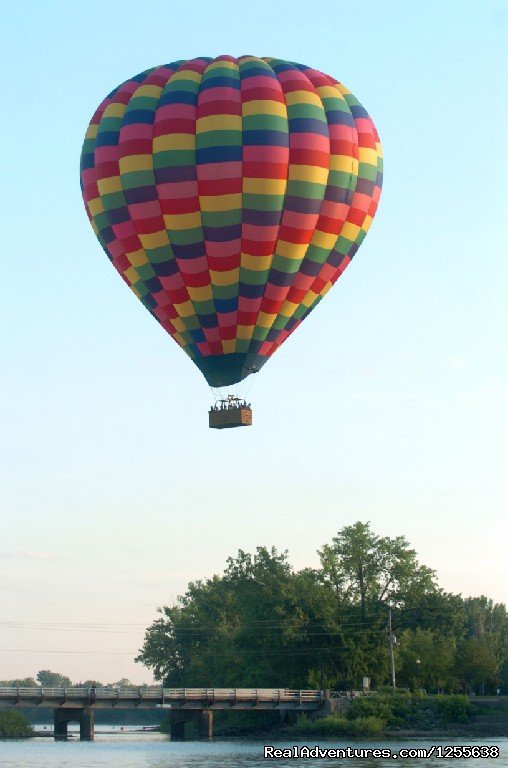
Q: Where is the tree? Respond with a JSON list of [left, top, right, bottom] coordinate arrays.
[[397, 628, 456, 692], [135, 523, 508, 694], [318, 522, 437, 623], [455, 638, 503, 694], [36, 670, 71, 687]]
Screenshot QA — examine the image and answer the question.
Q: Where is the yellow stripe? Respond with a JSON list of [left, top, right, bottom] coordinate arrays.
[[171, 317, 187, 332], [97, 176, 123, 195], [103, 102, 126, 119], [196, 114, 242, 132], [362, 214, 373, 233], [222, 339, 236, 354], [139, 230, 169, 249], [127, 249, 148, 267], [131, 84, 162, 99], [279, 299, 299, 317], [206, 60, 237, 71], [170, 69, 202, 84], [172, 332, 186, 346], [124, 266, 139, 284], [302, 290, 317, 308], [243, 177, 286, 195], [257, 311, 276, 328], [288, 164, 328, 184], [188, 285, 214, 302], [341, 222, 360, 241], [241, 253, 272, 271], [276, 241, 308, 260], [119, 154, 153, 173], [163, 211, 202, 230], [310, 229, 338, 250], [358, 147, 378, 166], [153, 133, 195, 152], [334, 83, 351, 97], [315, 85, 347, 103], [236, 325, 253, 340], [285, 90, 323, 107], [85, 124, 98, 140], [173, 301, 195, 318], [210, 268, 239, 286], [330, 155, 357, 173], [200, 193, 242, 212], [88, 197, 104, 217], [242, 100, 287, 118]]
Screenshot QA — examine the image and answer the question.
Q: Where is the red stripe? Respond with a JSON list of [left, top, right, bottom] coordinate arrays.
[[160, 197, 200, 215], [199, 178, 242, 195], [197, 100, 242, 118], [289, 149, 329, 167], [241, 86, 285, 103], [153, 118, 195, 136], [278, 225, 313, 244], [242, 161, 287, 179]]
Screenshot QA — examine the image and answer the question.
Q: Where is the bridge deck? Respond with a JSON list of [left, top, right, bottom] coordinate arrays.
[[0, 687, 326, 710]]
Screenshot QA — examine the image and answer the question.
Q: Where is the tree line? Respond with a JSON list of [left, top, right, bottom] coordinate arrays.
[[135, 522, 508, 694]]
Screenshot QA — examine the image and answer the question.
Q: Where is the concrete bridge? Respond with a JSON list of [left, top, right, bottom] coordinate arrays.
[[0, 686, 335, 740]]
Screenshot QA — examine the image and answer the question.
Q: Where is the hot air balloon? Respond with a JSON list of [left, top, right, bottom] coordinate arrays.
[[80, 56, 383, 428]]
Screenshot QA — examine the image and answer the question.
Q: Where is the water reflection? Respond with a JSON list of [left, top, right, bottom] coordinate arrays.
[[1, 736, 506, 768]]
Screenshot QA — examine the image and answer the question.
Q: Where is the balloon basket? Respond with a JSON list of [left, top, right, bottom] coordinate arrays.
[[209, 399, 252, 429]]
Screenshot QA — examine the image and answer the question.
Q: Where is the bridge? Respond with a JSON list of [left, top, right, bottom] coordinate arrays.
[[0, 687, 335, 740]]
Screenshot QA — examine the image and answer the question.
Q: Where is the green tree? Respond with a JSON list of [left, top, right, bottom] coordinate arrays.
[[397, 628, 456, 692], [455, 637, 502, 693], [318, 522, 437, 623], [36, 670, 72, 687]]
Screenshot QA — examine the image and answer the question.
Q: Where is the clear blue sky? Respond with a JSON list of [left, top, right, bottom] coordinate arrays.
[[1, 0, 506, 684]]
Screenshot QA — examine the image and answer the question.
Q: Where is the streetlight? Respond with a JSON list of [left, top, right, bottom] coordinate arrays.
[[416, 658, 421, 691]]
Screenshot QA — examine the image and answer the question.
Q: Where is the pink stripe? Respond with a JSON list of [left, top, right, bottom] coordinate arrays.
[[155, 103, 196, 121], [198, 161, 242, 180], [121, 124, 152, 141], [157, 181, 197, 200], [238, 296, 260, 312], [95, 146, 118, 162], [217, 311, 237, 327], [242, 223, 279, 241], [207, 239, 241, 259], [128, 201, 161, 219], [289, 134, 329, 150], [198, 87, 240, 103], [177, 256, 208, 274], [112, 221, 137, 238], [243, 145, 289, 162]]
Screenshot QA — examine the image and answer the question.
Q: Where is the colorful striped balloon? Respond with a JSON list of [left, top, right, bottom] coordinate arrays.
[[80, 56, 383, 386]]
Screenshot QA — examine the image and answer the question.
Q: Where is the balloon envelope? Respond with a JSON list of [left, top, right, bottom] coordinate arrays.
[[80, 56, 383, 386]]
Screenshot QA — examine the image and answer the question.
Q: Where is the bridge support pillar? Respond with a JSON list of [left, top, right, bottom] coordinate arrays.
[[54, 708, 94, 741], [170, 709, 214, 740], [197, 710, 214, 739]]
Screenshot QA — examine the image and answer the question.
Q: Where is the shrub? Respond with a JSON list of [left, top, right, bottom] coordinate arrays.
[[0, 710, 33, 739], [289, 713, 385, 737], [349, 716, 385, 735], [435, 695, 472, 724]]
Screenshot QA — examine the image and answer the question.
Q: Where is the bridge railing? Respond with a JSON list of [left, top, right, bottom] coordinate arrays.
[[0, 686, 324, 702]]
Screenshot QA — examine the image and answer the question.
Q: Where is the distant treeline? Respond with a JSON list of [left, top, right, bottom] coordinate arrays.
[[135, 522, 508, 695]]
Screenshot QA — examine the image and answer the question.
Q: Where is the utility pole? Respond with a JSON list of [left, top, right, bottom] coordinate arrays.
[[388, 609, 396, 691]]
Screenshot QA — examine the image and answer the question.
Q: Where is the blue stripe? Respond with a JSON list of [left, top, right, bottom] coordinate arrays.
[[122, 109, 155, 126], [196, 145, 242, 163], [215, 297, 238, 313], [288, 118, 329, 137], [200, 75, 240, 90], [242, 130, 288, 147], [95, 130, 119, 147]]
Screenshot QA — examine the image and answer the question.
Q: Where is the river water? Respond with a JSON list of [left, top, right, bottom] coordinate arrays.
[[1, 734, 507, 767]]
